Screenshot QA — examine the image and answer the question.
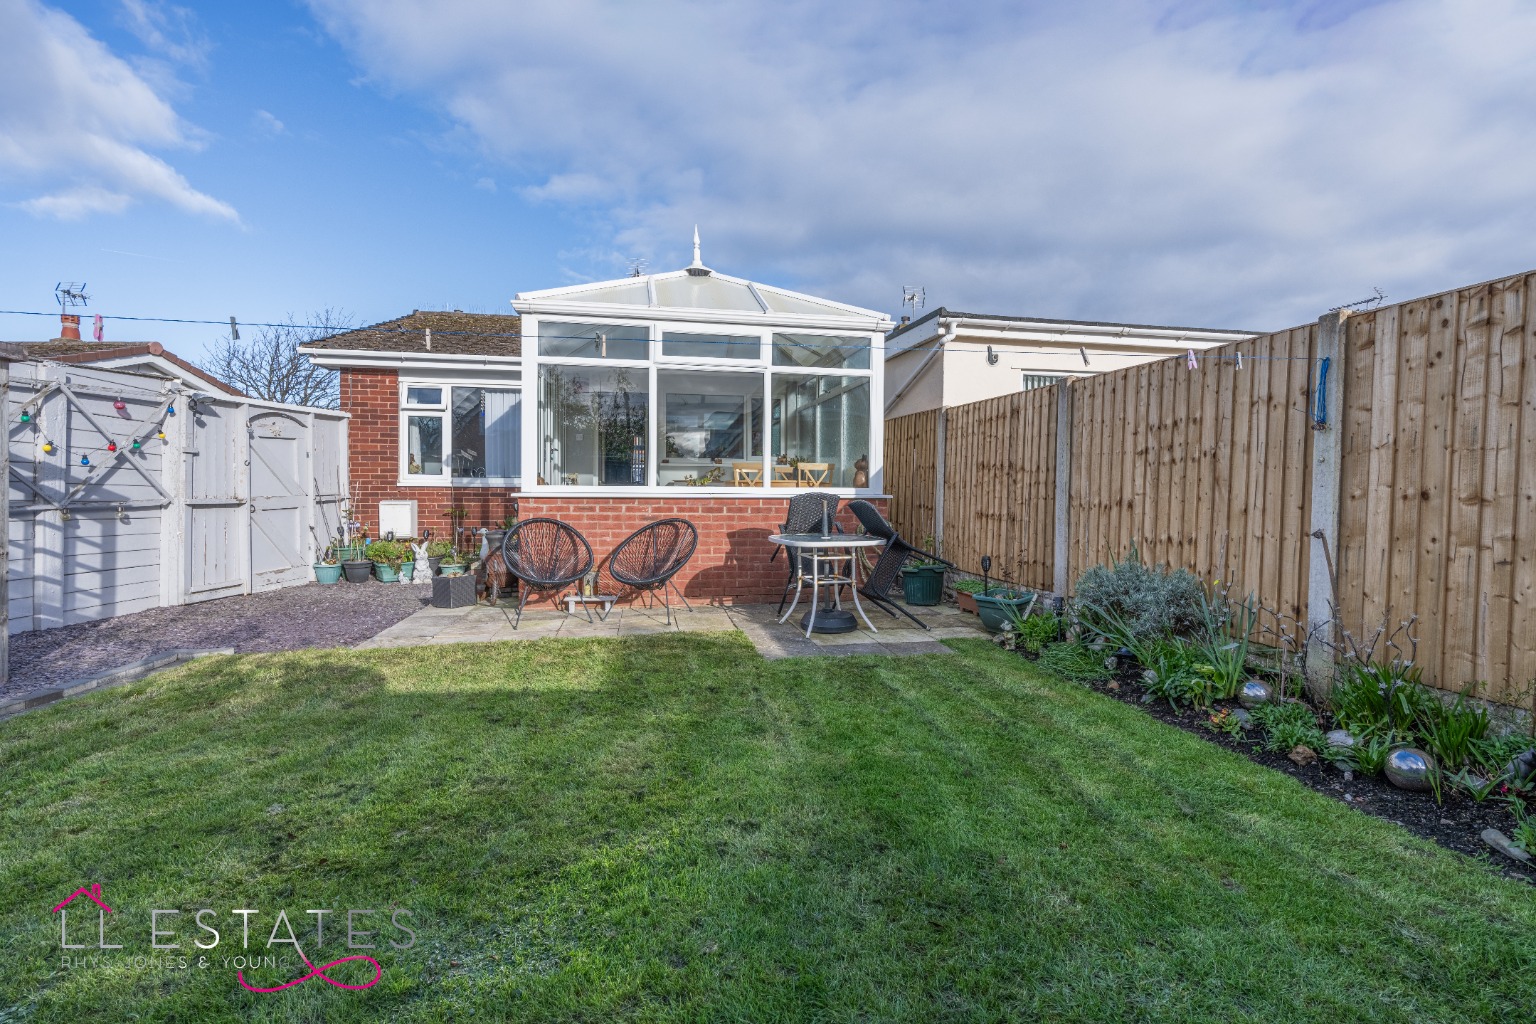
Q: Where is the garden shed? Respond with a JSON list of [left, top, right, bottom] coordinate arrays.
[[5, 357, 349, 636]]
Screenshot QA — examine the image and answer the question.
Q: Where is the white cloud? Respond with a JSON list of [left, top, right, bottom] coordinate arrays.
[[254, 109, 287, 136], [474, 176, 496, 193], [118, 0, 210, 69], [306, 0, 1536, 327], [0, 0, 237, 222]]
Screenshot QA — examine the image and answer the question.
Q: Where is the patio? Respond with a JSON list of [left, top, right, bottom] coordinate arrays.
[[357, 597, 985, 659]]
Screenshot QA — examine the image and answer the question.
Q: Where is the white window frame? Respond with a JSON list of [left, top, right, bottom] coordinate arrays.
[[521, 314, 884, 496], [398, 376, 523, 488]]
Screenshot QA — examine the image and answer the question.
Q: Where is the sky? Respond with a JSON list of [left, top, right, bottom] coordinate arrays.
[[2, 0, 1535, 362]]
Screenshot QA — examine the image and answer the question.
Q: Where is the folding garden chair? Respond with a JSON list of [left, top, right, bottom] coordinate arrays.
[[846, 499, 954, 629]]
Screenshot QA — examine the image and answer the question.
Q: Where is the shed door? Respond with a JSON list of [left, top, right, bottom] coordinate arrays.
[[248, 412, 309, 590]]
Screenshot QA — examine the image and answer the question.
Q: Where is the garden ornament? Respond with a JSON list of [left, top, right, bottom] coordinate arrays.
[[1238, 679, 1273, 709], [1506, 749, 1536, 784], [410, 540, 430, 580], [1324, 729, 1356, 749], [1384, 748, 1435, 792]]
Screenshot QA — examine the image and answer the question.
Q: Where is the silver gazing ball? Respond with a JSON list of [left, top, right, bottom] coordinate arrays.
[[1325, 729, 1356, 749], [1238, 679, 1273, 709], [1384, 747, 1436, 792]]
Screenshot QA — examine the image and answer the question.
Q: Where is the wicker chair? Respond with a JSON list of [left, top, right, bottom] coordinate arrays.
[[499, 518, 595, 627], [607, 518, 698, 625], [846, 499, 953, 629], [773, 491, 842, 614]]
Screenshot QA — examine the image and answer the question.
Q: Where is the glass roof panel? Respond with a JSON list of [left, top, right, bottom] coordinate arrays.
[[758, 287, 862, 316], [653, 275, 763, 312], [559, 280, 652, 305]]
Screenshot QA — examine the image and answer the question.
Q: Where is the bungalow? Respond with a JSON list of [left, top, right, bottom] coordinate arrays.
[[883, 308, 1255, 418], [301, 239, 892, 603]]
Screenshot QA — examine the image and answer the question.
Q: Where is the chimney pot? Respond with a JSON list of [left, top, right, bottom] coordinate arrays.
[[60, 313, 82, 341]]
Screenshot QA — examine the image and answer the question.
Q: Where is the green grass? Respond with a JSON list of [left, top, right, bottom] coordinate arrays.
[[1, 634, 1532, 1022]]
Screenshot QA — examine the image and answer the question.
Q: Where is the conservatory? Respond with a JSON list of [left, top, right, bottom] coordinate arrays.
[[511, 240, 892, 496]]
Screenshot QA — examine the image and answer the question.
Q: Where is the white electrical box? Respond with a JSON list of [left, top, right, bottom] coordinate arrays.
[[378, 500, 419, 540]]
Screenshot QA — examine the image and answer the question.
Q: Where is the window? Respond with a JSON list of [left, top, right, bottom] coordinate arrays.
[[772, 333, 870, 370], [538, 321, 649, 360], [656, 369, 763, 486], [770, 374, 870, 488], [537, 365, 650, 486], [661, 331, 759, 360], [1021, 373, 1061, 392], [401, 383, 520, 481]]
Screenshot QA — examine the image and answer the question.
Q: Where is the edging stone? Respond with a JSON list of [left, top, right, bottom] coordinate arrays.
[[0, 648, 235, 720]]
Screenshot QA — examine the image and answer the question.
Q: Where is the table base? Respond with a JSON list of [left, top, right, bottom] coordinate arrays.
[[801, 607, 859, 634]]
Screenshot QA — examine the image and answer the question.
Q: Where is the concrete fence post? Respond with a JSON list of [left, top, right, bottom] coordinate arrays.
[[0, 355, 10, 687], [933, 408, 947, 556], [1053, 381, 1074, 598], [1305, 310, 1350, 702]]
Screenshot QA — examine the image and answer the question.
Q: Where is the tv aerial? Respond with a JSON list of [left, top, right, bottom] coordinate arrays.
[[901, 285, 925, 321], [55, 281, 90, 310], [1329, 287, 1386, 313], [627, 257, 649, 278]]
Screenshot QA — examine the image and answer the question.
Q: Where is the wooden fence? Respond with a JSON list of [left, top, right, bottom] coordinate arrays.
[[884, 268, 1536, 708]]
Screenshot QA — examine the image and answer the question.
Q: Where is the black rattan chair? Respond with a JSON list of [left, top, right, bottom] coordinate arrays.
[[499, 517, 595, 627], [847, 499, 953, 629], [607, 518, 698, 625], [773, 491, 842, 614]]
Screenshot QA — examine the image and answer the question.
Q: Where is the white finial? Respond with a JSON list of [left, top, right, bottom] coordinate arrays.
[[687, 225, 711, 275]]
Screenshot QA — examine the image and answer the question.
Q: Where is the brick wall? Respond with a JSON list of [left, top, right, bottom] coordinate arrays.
[[338, 367, 887, 605], [339, 367, 520, 536], [516, 497, 886, 606]]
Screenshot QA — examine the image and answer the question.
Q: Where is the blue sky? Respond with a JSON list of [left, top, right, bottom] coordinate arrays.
[[3, 0, 1535, 362]]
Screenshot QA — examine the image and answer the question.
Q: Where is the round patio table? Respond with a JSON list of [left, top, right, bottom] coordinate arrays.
[[768, 533, 884, 637]]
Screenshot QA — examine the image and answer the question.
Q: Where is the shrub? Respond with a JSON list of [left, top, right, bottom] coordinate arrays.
[[366, 540, 410, 567], [1251, 700, 1326, 755], [1074, 546, 1204, 647], [1195, 585, 1257, 702], [1329, 661, 1436, 739], [1416, 694, 1490, 771], [952, 578, 987, 594], [1015, 613, 1060, 655], [1140, 638, 1221, 709], [426, 538, 456, 558]]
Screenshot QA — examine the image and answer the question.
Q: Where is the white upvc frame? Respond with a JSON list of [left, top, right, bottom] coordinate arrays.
[[519, 313, 886, 496], [397, 374, 524, 488]]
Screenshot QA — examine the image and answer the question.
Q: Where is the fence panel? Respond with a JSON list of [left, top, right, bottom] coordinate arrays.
[[882, 407, 937, 550], [1337, 272, 1536, 706]]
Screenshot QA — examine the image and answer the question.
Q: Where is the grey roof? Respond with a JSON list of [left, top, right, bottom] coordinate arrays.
[[301, 311, 521, 356]]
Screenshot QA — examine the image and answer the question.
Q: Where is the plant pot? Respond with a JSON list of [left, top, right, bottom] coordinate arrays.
[[427, 555, 443, 577], [901, 564, 946, 606], [314, 563, 343, 584], [332, 543, 366, 562], [374, 562, 401, 583], [956, 590, 980, 615], [341, 560, 372, 584], [439, 563, 467, 578], [975, 588, 1036, 634], [400, 561, 416, 582]]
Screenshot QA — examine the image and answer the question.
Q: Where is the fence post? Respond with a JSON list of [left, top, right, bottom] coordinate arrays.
[[1305, 310, 1350, 702], [0, 355, 10, 687], [1053, 381, 1073, 597], [933, 408, 947, 556]]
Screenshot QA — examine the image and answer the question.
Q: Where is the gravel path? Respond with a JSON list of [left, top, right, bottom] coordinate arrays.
[[5, 581, 432, 701]]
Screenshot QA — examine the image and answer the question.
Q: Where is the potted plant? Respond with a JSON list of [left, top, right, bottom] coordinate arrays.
[[901, 558, 947, 606], [368, 539, 411, 583], [314, 548, 343, 585], [426, 538, 455, 576], [975, 587, 1037, 634], [953, 578, 986, 614], [341, 546, 373, 583], [438, 548, 469, 577]]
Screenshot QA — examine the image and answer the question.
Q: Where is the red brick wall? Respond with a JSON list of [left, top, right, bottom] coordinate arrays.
[[516, 497, 885, 605], [338, 367, 887, 605], [339, 367, 520, 536]]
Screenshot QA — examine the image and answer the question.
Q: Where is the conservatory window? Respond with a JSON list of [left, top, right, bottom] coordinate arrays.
[[656, 369, 764, 486], [661, 330, 760, 361], [537, 364, 651, 486], [769, 373, 870, 488], [538, 321, 649, 360], [771, 333, 870, 371]]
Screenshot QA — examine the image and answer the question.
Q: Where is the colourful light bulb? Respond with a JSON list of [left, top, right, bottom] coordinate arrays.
[[131, 439, 142, 451], [113, 399, 126, 411], [19, 411, 29, 423], [80, 455, 90, 466], [157, 431, 166, 440], [42, 440, 54, 453], [167, 405, 175, 415], [107, 441, 117, 452]]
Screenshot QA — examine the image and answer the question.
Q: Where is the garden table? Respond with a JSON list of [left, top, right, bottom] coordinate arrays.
[[769, 533, 884, 637]]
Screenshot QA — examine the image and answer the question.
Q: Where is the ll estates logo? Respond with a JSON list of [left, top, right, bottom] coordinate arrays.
[[52, 882, 415, 992]]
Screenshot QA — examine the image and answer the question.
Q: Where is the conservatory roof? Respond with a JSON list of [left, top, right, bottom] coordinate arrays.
[[512, 235, 892, 331]]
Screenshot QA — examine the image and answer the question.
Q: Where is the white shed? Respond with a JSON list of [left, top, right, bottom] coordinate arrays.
[[5, 358, 348, 635]]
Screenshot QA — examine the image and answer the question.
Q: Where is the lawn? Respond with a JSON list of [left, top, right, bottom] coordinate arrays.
[[1, 633, 1532, 1022]]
